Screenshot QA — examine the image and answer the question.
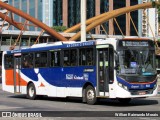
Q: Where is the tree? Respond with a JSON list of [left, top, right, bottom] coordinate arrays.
[[51, 26, 67, 32]]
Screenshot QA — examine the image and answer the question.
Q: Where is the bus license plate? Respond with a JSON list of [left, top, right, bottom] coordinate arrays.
[[138, 91, 146, 95]]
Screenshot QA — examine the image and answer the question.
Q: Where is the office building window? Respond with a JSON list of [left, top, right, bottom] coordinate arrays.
[[53, 0, 62, 26], [130, 0, 138, 36], [14, 0, 20, 30], [113, 0, 126, 35], [87, 0, 95, 19], [29, 0, 35, 31], [21, 0, 27, 23], [38, 0, 43, 31], [100, 0, 109, 34], [68, 0, 80, 27]]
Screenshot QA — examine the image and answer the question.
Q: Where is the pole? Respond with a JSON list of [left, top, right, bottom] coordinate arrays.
[[81, 0, 86, 42]]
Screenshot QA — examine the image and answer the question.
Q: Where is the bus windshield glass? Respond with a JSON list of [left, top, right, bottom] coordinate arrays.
[[117, 40, 156, 76]]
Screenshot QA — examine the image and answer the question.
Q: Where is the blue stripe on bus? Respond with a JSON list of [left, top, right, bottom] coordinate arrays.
[[116, 76, 156, 90], [21, 69, 38, 81], [21, 66, 97, 87]]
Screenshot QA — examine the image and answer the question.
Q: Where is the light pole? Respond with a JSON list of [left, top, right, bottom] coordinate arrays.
[[81, 0, 86, 42]]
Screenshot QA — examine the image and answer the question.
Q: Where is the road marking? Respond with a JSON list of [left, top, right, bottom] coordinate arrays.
[[0, 105, 22, 110]]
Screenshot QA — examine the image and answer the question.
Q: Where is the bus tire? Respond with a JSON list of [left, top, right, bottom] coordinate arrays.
[[85, 85, 97, 105], [27, 83, 36, 100], [118, 98, 131, 104]]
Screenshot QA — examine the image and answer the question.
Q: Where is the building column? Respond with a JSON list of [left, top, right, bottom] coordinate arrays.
[[126, 0, 130, 36], [109, 0, 113, 35], [95, 0, 100, 34], [63, 0, 68, 27], [27, 0, 30, 30]]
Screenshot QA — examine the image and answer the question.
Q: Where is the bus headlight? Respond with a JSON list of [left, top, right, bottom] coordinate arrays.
[[153, 84, 157, 90], [118, 82, 128, 90], [123, 85, 128, 90], [118, 83, 123, 87]]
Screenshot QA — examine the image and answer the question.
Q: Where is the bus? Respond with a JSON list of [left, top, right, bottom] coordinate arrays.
[[156, 55, 160, 75], [2, 38, 158, 105]]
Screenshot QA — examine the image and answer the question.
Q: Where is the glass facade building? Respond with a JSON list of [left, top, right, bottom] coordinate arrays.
[[130, 0, 138, 36], [63, 0, 139, 35], [53, 0, 62, 26], [112, 0, 138, 35], [68, 0, 80, 27], [7, 0, 139, 36], [113, 0, 126, 35], [100, 0, 109, 34], [8, 0, 43, 31]]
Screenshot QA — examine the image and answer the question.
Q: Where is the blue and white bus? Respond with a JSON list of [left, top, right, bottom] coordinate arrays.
[[156, 55, 160, 74], [2, 38, 158, 104]]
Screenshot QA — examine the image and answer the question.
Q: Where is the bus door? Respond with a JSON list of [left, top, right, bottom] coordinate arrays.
[[13, 55, 21, 93], [96, 45, 114, 96]]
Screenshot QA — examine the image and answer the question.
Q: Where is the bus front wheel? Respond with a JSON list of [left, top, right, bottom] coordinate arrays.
[[27, 83, 36, 100], [85, 85, 97, 105]]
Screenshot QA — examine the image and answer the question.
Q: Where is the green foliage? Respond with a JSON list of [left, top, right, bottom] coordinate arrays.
[[51, 26, 67, 32]]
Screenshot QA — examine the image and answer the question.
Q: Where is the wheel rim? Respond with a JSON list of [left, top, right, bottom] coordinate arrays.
[[29, 86, 34, 97], [87, 89, 94, 101]]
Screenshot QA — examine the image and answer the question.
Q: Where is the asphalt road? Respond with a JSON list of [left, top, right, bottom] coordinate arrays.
[[0, 84, 160, 120]]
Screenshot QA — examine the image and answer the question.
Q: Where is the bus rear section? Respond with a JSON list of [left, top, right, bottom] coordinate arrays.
[[2, 51, 28, 94], [2, 42, 99, 105]]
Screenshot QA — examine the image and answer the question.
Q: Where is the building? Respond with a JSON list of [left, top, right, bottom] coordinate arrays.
[[0, 0, 140, 36], [0, 0, 159, 37], [140, 0, 158, 37], [7, 0, 43, 31], [0, 0, 9, 30]]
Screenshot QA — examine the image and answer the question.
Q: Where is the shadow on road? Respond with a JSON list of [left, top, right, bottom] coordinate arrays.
[[97, 98, 159, 106], [8, 94, 159, 107]]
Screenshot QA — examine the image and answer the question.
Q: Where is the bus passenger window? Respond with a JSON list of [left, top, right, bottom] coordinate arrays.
[[4, 55, 14, 69], [70, 49, 77, 66], [63, 49, 77, 66], [79, 49, 86, 66], [86, 49, 94, 65], [22, 53, 34, 68], [63, 50, 70, 66], [50, 51, 60, 67], [79, 48, 94, 66], [35, 52, 48, 68]]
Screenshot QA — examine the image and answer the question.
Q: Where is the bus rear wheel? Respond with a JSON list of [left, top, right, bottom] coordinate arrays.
[[85, 85, 97, 105], [27, 83, 36, 100]]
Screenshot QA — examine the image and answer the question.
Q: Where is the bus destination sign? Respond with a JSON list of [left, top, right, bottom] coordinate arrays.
[[122, 41, 149, 47]]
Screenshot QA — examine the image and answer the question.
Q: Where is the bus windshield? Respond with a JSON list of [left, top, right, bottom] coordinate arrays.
[[118, 48, 157, 76]]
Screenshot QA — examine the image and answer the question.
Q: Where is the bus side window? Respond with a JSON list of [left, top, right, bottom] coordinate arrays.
[[22, 53, 34, 68], [50, 51, 60, 67], [35, 52, 48, 68], [79, 49, 86, 66], [86, 48, 94, 65], [70, 49, 77, 66], [79, 48, 94, 66], [63, 50, 70, 66], [63, 49, 77, 67], [4, 55, 14, 69]]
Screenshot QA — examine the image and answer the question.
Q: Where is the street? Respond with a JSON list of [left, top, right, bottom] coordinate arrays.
[[0, 84, 160, 120]]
